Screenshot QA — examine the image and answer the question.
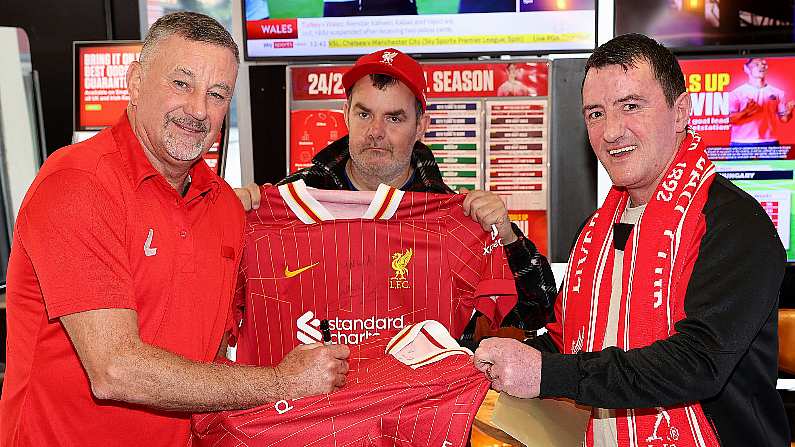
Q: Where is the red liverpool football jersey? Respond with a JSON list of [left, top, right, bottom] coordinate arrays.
[[193, 321, 490, 447], [232, 180, 517, 367]]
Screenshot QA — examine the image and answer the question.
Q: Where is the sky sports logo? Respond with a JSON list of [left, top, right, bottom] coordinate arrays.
[[296, 311, 406, 345]]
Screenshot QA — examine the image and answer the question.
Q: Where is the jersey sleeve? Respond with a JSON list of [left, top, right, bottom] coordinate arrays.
[[445, 213, 518, 329], [17, 169, 135, 319], [371, 357, 490, 447], [191, 350, 489, 447]]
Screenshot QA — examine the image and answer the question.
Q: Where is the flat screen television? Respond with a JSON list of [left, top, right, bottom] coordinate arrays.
[[680, 55, 795, 261], [243, 0, 597, 60], [73, 41, 142, 131], [616, 0, 795, 52]]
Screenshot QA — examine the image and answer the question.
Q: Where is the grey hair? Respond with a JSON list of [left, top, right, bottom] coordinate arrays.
[[139, 11, 239, 65]]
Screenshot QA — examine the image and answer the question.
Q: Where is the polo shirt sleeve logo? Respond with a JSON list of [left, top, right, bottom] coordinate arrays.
[[144, 228, 158, 257]]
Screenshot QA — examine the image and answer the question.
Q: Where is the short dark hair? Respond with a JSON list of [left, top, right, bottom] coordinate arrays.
[[745, 58, 766, 66], [584, 33, 685, 107], [346, 74, 424, 121], [140, 11, 239, 65]]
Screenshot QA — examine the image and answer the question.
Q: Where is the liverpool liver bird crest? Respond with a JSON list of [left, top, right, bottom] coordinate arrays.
[[391, 248, 413, 280]]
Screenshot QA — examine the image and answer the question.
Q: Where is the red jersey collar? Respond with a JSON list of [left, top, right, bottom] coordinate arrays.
[[112, 113, 220, 202]]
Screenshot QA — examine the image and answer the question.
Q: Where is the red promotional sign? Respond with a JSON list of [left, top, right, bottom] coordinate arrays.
[[290, 109, 347, 172], [680, 56, 795, 156], [77, 43, 141, 129], [291, 62, 548, 101], [246, 19, 299, 40]]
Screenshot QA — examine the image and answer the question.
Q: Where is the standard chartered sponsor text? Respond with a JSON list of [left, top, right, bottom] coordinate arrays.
[[328, 315, 406, 344]]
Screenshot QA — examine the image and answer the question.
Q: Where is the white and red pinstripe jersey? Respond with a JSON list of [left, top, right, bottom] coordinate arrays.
[[232, 180, 517, 367], [192, 321, 491, 447]]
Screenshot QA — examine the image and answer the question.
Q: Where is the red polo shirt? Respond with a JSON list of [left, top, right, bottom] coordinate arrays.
[[0, 114, 245, 446]]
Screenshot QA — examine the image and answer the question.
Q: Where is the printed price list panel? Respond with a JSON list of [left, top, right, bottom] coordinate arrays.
[[485, 100, 548, 209], [423, 101, 483, 191], [485, 99, 549, 250]]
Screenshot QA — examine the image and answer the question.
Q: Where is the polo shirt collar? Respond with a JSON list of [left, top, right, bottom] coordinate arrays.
[[112, 113, 220, 202]]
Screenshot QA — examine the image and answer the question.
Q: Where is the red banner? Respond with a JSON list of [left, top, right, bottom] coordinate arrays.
[[78, 43, 141, 129], [246, 19, 299, 40], [291, 62, 548, 101]]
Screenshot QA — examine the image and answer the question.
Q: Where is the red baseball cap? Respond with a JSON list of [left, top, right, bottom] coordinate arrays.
[[342, 48, 427, 110]]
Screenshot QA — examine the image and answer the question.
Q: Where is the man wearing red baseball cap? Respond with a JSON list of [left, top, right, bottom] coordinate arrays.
[[279, 47, 442, 195], [232, 48, 556, 349]]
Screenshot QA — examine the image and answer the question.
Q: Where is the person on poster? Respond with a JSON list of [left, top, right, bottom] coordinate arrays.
[[323, 0, 418, 17], [0, 12, 349, 447], [497, 63, 534, 97], [728, 57, 795, 146], [472, 34, 787, 446], [233, 48, 557, 352]]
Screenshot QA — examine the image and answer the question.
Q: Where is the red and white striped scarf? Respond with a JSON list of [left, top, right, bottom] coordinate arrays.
[[558, 130, 720, 447]]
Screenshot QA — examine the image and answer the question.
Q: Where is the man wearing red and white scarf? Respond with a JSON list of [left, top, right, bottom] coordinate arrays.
[[474, 34, 788, 446]]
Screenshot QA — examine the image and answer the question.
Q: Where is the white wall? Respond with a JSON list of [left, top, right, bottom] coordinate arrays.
[[0, 28, 39, 221]]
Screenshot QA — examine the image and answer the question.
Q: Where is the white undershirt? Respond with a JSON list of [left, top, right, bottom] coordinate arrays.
[[592, 203, 646, 447]]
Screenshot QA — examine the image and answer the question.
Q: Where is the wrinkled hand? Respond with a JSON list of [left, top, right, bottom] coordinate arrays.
[[473, 337, 541, 399], [275, 343, 350, 398], [235, 182, 268, 211], [459, 188, 517, 244]]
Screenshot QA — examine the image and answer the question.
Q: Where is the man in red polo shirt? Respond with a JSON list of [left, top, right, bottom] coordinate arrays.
[[0, 12, 348, 447]]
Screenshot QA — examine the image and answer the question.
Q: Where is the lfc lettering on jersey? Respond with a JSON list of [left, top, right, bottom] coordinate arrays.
[[389, 279, 410, 289]]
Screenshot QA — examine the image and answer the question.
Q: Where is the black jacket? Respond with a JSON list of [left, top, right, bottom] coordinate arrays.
[[528, 175, 788, 447]]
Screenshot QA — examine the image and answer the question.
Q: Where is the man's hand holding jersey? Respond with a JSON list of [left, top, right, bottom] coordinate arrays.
[[459, 188, 517, 245], [275, 343, 351, 397], [473, 337, 541, 399], [235, 182, 264, 211]]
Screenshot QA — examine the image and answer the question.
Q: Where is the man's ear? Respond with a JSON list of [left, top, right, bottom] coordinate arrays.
[[415, 112, 430, 142], [342, 100, 350, 126], [127, 61, 143, 107], [673, 90, 691, 133]]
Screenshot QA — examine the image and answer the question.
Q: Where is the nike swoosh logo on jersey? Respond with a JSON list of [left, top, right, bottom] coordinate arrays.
[[144, 228, 157, 257], [284, 262, 319, 278]]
